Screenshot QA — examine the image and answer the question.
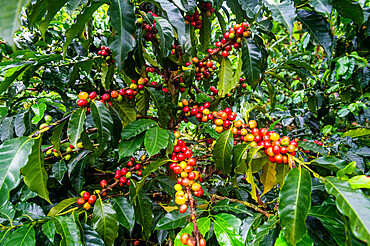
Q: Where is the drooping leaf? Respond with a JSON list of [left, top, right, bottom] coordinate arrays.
[[275, 163, 289, 186], [38, 0, 69, 39], [278, 167, 312, 244], [241, 38, 265, 90], [297, 9, 333, 60], [310, 0, 332, 17], [67, 108, 86, 149], [83, 224, 105, 246], [111, 99, 136, 127], [343, 128, 370, 138], [112, 196, 135, 232], [68, 150, 90, 193], [213, 214, 244, 246], [174, 217, 211, 246], [0, 137, 34, 206], [53, 216, 83, 246], [217, 57, 234, 97], [50, 119, 67, 156], [118, 133, 144, 159], [0, 117, 14, 142], [200, 12, 211, 51], [311, 157, 351, 172], [5, 224, 35, 246], [260, 162, 277, 196], [213, 129, 234, 175], [154, 17, 174, 58], [121, 118, 157, 140], [91, 100, 113, 153], [232, 143, 250, 170], [252, 216, 278, 246], [141, 158, 170, 180], [331, 0, 364, 25], [146, 87, 176, 128], [298, 141, 329, 155], [22, 137, 50, 203], [92, 199, 119, 246], [136, 88, 150, 115], [132, 185, 154, 240], [156, 209, 190, 230], [42, 220, 56, 244], [108, 0, 136, 70], [47, 197, 79, 217], [325, 177, 370, 243], [144, 126, 169, 157], [0, 0, 31, 45], [265, 0, 296, 36]]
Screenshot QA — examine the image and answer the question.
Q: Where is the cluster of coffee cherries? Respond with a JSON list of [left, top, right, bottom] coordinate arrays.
[[76, 191, 97, 210], [97, 46, 114, 64], [239, 77, 248, 89], [114, 157, 144, 187], [215, 22, 251, 58], [180, 233, 206, 246], [45, 142, 83, 161], [184, 10, 203, 30], [137, 14, 159, 41], [171, 44, 183, 56], [169, 138, 204, 207], [181, 99, 216, 124], [191, 57, 217, 81], [209, 86, 219, 96], [234, 120, 298, 164], [39, 115, 53, 130], [199, 1, 214, 17]]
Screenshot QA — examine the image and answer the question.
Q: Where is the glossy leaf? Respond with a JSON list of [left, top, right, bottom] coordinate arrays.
[[63, 0, 108, 55], [213, 129, 234, 175], [111, 99, 136, 127], [238, 0, 260, 20], [47, 197, 79, 217], [108, 0, 136, 70], [82, 224, 105, 246], [265, 0, 296, 36], [233, 143, 250, 169], [112, 196, 135, 231], [91, 100, 113, 153], [0, 201, 15, 223], [42, 220, 56, 244], [348, 175, 370, 189], [92, 200, 118, 246], [141, 158, 170, 180], [241, 38, 265, 89], [343, 128, 370, 138], [136, 89, 150, 116], [67, 108, 86, 149], [154, 17, 174, 58], [53, 216, 83, 246], [297, 9, 333, 60], [0, 137, 34, 206], [50, 119, 67, 156], [213, 200, 253, 216], [0, 229, 11, 245], [156, 209, 190, 230], [121, 118, 157, 140], [146, 87, 176, 128], [278, 167, 312, 244], [298, 141, 329, 155], [22, 137, 50, 203], [144, 126, 169, 157], [332, 0, 364, 25], [200, 12, 211, 51], [118, 133, 144, 159], [213, 214, 244, 246], [68, 150, 90, 193], [5, 224, 35, 246], [311, 156, 350, 172], [310, 0, 332, 17], [132, 187, 154, 240], [260, 162, 277, 196], [213, 213, 242, 233], [217, 57, 234, 97], [38, 0, 68, 39], [325, 177, 370, 243], [275, 163, 289, 186], [252, 216, 278, 246], [174, 217, 211, 246]]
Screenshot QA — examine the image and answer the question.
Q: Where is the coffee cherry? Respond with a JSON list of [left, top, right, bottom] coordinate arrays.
[[102, 93, 110, 101], [179, 204, 188, 214], [83, 202, 91, 210], [200, 238, 207, 246], [100, 180, 107, 188], [78, 91, 89, 100], [82, 192, 90, 200], [77, 99, 88, 107], [88, 195, 97, 205], [76, 198, 85, 205], [180, 233, 190, 244], [222, 50, 229, 57]]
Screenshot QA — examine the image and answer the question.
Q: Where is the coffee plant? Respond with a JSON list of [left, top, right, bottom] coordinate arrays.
[[0, 0, 369, 245]]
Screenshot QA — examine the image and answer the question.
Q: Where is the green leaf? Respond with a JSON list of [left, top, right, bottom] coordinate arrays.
[[67, 108, 86, 149], [0, 137, 34, 206], [264, 79, 276, 109], [213, 214, 244, 246], [233, 143, 250, 169], [22, 137, 50, 203], [42, 220, 56, 243], [298, 141, 329, 155], [213, 213, 242, 233], [5, 224, 35, 246], [82, 224, 105, 246], [1, 117, 14, 142], [252, 216, 278, 246], [343, 128, 370, 138], [213, 129, 234, 175], [275, 163, 289, 186], [63, 0, 108, 56], [92, 199, 119, 246], [53, 216, 83, 246], [144, 126, 169, 157], [278, 167, 312, 244], [174, 217, 211, 246], [235, 146, 263, 174], [108, 0, 136, 70], [348, 175, 370, 189], [136, 87, 150, 115], [50, 119, 67, 156], [156, 209, 190, 230], [332, 0, 364, 25], [68, 150, 90, 193], [146, 87, 176, 128], [325, 177, 370, 243], [241, 38, 265, 90], [0, 0, 30, 45], [121, 118, 157, 140], [311, 157, 350, 172], [265, 0, 296, 36], [238, 0, 261, 20], [297, 9, 333, 60], [47, 197, 78, 217], [217, 57, 234, 97], [112, 196, 135, 231], [0, 228, 11, 245], [118, 134, 144, 159], [310, 0, 332, 17], [38, 0, 68, 39], [132, 187, 154, 240], [212, 200, 253, 216], [31, 102, 47, 124], [0, 201, 15, 223], [91, 100, 113, 153], [260, 162, 277, 196], [101, 63, 114, 91], [154, 17, 174, 58], [111, 99, 136, 127], [200, 12, 211, 51], [141, 158, 170, 180], [337, 161, 356, 180]]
